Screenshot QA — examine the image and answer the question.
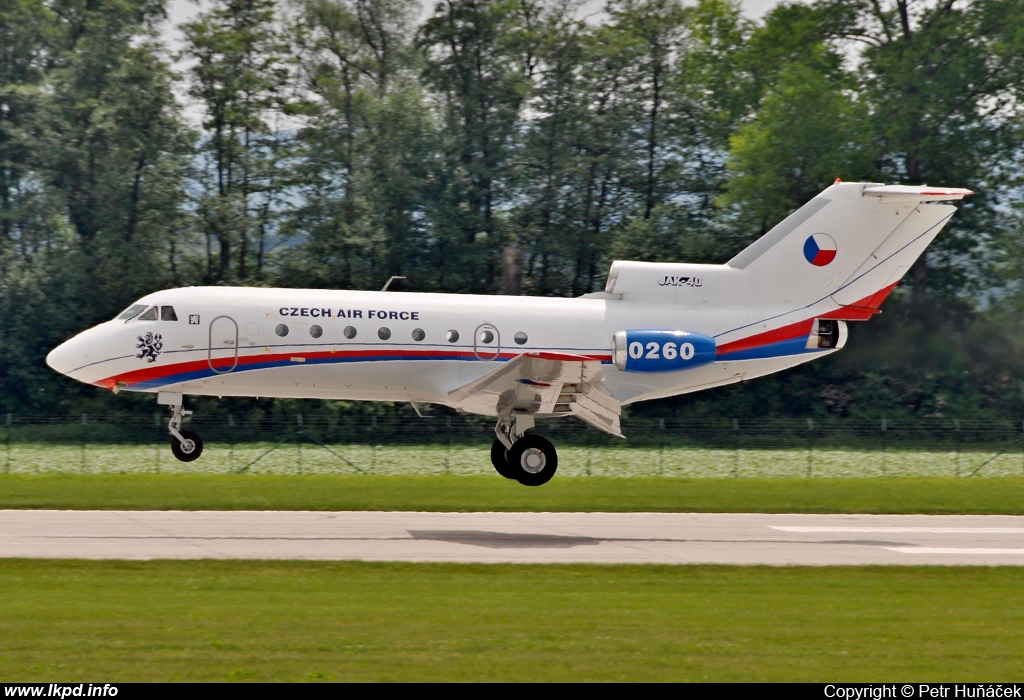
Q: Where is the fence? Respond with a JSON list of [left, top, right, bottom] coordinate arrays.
[[2, 413, 1024, 478]]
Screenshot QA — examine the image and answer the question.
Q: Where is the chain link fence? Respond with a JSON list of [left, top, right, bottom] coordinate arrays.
[[2, 413, 1024, 478]]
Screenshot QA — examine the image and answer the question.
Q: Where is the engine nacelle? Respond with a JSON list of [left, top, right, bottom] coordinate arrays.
[[612, 330, 717, 373]]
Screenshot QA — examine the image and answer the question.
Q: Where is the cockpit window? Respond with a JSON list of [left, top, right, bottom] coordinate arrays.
[[137, 306, 159, 321], [118, 304, 148, 321], [161, 306, 178, 321]]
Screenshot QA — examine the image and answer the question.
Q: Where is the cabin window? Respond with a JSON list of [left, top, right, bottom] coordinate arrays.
[[412, 328, 425, 341], [275, 324, 289, 337], [310, 325, 323, 338], [137, 306, 158, 321], [514, 332, 528, 345], [479, 329, 494, 344], [343, 326, 357, 339], [118, 304, 147, 321], [378, 327, 391, 340], [446, 329, 459, 343], [161, 306, 178, 321]]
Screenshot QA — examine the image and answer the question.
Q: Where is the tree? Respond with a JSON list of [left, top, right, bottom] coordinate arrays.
[[824, 0, 1024, 304], [283, 0, 431, 291], [418, 0, 532, 293], [722, 62, 875, 236], [1, 0, 191, 412], [182, 0, 292, 283]]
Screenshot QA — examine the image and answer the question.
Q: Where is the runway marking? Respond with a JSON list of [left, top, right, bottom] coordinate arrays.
[[884, 547, 1024, 555], [771, 527, 1024, 534]]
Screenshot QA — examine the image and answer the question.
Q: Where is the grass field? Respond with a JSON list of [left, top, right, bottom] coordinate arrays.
[[3, 454, 1022, 682], [5, 474, 1024, 513], [1, 560, 1021, 681], [2, 441, 1023, 478]]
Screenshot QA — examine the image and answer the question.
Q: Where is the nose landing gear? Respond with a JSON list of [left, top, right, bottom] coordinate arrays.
[[493, 415, 558, 486], [170, 427, 204, 462], [160, 393, 204, 462]]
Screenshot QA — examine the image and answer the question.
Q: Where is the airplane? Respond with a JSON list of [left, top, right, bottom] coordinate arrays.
[[46, 181, 972, 485]]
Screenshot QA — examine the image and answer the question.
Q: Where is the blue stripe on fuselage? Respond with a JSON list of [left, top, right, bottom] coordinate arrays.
[[715, 335, 824, 362]]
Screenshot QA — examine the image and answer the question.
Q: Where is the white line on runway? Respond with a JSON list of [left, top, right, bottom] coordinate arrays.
[[884, 547, 1024, 555], [771, 526, 1024, 534]]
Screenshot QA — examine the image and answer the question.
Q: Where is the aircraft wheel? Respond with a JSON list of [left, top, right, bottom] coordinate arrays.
[[171, 429, 204, 462], [490, 438, 515, 479], [506, 434, 557, 487]]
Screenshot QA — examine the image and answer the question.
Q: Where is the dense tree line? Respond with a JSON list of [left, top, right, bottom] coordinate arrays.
[[3, 0, 1024, 422]]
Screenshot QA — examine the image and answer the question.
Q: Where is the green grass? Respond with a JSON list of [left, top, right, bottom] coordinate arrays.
[[1, 560, 1022, 681], [4, 441, 1023, 477], [5, 474, 1024, 513]]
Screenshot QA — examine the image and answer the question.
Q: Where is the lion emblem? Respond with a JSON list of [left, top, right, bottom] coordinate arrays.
[[136, 332, 163, 363]]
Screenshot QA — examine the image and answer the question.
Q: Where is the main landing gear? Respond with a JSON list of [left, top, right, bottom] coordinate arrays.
[[492, 415, 558, 486], [160, 393, 204, 462]]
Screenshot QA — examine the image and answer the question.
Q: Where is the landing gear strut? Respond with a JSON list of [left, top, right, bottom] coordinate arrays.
[[493, 414, 558, 486], [160, 393, 203, 463]]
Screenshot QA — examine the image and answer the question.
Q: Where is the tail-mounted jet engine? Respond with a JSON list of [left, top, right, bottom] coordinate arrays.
[[612, 330, 716, 373], [806, 319, 844, 349]]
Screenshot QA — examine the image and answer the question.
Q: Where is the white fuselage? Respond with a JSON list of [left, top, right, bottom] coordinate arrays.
[[47, 182, 974, 421], [45, 285, 837, 412]]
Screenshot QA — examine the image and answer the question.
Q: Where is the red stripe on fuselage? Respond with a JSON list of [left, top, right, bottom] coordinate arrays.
[[716, 281, 901, 355], [95, 348, 614, 390], [715, 319, 815, 356]]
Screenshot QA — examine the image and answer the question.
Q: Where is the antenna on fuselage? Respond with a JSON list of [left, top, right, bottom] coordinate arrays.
[[381, 276, 406, 292]]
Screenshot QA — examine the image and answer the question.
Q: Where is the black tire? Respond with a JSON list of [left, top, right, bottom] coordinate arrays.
[[171, 429, 204, 462], [506, 434, 557, 487], [490, 438, 515, 479]]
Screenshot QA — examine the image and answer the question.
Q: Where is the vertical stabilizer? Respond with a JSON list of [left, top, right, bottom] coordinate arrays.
[[727, 182, 970, 311]]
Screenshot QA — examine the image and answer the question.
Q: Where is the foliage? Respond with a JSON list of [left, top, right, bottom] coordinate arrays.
[[7, 474, 1024, 513], [2, 0, 1024, 421]]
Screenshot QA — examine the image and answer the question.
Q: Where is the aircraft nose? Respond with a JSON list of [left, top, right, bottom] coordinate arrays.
[[46, 334, 90, 377]]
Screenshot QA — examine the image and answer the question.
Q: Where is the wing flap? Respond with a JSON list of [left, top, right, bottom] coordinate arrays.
[[447, 353, 623, 438], [573, 382, 622, 437]]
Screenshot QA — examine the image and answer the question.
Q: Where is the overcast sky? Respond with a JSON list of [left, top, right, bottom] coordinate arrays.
[[165, 0, 791, 50]]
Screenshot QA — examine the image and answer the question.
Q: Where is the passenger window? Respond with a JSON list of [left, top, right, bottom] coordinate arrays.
[[161, 306, 178, 321], [117, 304, 147, 321], [378, 327, 391, 340], [514, 332, 528, 345], [479, 329, 494, 344], [412, 328, 425, 342], [446, 330, 459, 343], [310, 325, 323, 338], [275, 324, 289, 337], [343, 326, 357, 339], [137, 306, 158, 321]]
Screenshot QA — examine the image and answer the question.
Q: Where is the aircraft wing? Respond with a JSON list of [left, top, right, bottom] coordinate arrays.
[[447, 352, 622, 438]]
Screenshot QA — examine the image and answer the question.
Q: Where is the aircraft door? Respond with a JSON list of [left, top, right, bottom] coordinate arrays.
[[474, 323, 500, 361], [208, 315, 239, 374]]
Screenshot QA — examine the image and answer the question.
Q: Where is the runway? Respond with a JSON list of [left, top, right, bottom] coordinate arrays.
[[3, 510, 1024, 564]]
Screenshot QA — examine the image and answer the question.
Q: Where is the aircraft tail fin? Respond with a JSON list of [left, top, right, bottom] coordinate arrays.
[[725, 182, 971, 314], [601, 182, 970, 315]]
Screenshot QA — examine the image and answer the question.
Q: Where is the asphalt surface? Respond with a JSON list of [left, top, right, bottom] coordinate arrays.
[[3, 510, 1024, 564]]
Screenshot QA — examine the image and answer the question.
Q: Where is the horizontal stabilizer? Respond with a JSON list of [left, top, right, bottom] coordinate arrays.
[[862, 185, 973, 201]]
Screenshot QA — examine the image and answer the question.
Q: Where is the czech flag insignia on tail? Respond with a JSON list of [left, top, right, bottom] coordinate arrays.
[[803, 233, 837, 267]]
